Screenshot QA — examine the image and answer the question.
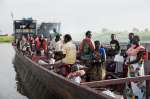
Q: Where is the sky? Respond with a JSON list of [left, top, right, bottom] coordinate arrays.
[[0, 0, 150, 40]]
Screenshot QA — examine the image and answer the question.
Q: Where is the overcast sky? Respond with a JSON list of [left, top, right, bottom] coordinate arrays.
[[1, 0, 150, 39]]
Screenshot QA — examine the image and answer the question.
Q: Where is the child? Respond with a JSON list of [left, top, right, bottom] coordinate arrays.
[[67, 64, 85, 83]]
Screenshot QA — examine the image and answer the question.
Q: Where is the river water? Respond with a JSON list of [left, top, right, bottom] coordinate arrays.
[[0, 43, 28, 99]]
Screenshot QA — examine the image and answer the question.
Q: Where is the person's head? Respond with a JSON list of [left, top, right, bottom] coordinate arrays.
[[63, 34, 72, 43], [128, 33, 134, 41], [132, 35, 140, 47], [36, 50, 41, 56], [71, 64, 80, 72], [133, 35, 140, 42], [111, 34, 116, 40], [94, 40, 100, 50], [85, 31, 92, 38]]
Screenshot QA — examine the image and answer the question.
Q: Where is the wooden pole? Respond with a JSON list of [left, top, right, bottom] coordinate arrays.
[[81, 75, 150, 88]]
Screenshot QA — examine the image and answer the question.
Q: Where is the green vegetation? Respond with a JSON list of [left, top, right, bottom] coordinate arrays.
[[94, 32, 150, 43], [0, 35, 14, 43]]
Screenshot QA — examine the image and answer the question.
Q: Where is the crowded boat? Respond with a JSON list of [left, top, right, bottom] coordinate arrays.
[[11, 18, 150, 99], [13, 29, 149, 99]]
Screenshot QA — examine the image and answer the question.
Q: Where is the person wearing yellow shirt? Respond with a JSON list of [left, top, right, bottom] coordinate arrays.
[[54, 34, 76, 76], [62, 34, 76, 64]]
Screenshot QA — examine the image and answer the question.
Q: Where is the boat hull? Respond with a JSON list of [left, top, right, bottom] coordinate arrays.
[[13, 50, 113, 99]]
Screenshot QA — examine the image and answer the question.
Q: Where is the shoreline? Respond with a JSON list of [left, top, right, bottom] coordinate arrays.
[[0, 35, 14, 43]]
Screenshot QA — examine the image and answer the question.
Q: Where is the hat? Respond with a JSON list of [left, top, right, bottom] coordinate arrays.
[[71, 64, 80, 71], [71, 64, 87, 72]]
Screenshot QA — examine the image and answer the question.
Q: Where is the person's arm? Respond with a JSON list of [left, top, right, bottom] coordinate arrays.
[[116, 40, 120, 51], [79, 41, 83, 53], [58, 44, 67, 61], [89, 39, 95, 51], [103, 48, 106, 62], [67, 70, 85, 78], [100, 48, 106, 62], [54, 51, 66, 61]]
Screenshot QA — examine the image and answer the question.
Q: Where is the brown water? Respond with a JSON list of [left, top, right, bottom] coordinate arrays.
[[0, 43, 28, 99]]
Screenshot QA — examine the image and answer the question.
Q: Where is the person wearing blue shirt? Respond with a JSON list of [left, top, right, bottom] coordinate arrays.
[[99, 43, 106, 63], [88, 40, 106, 81]]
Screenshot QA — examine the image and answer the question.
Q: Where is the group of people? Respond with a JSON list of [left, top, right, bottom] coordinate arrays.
[[79, 31, 107, 81], [110, 32, 148, 99], [15, 30, 148, 99], [16, 34, 48, 57]]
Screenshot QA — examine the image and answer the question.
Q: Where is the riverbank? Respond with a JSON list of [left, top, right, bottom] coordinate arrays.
[[0, 35, 14, 43], [94, 32, 150, 43]]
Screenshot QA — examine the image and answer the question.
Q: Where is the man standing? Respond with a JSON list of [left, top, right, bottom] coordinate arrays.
[[79, 31, 95, 81], [110, 34, 120, 57]]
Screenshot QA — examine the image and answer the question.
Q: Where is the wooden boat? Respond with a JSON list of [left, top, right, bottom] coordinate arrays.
[[13, 47, 116, 99], [13, 43, 150, 99], [13, 19, 150, 99]]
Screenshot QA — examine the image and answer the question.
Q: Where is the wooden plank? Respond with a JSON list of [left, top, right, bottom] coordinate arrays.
[[81, 75, 150, 87]]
